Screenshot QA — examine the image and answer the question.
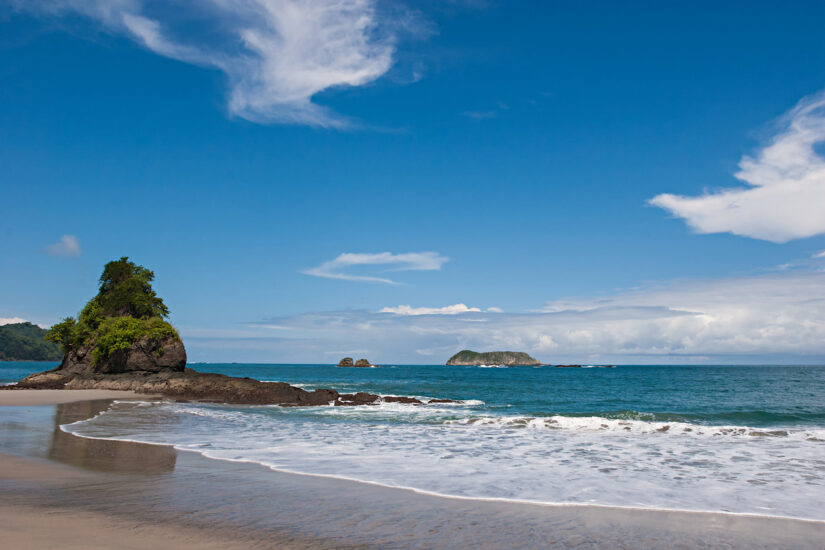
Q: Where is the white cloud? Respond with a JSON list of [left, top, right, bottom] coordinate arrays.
[[0, 317, 29, 326], [380, 303, 482, 315], [15, 0, 398, 127], [303, 252, 449, 284], [45, 234, 81, 257], [486, 307, 503, 313], [650, 90, 825, 243], [813, 250, 825, 259]]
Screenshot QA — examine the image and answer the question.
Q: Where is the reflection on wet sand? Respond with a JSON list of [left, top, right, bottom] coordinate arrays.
[[48, 400, 176, 475]]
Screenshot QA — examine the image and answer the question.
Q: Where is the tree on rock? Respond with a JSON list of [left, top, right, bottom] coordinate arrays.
[[45, 257, 184, 370]]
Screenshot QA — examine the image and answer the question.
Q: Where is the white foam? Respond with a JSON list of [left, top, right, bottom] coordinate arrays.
[[446, 415, 825, 440], [63, 401, 825, 521]]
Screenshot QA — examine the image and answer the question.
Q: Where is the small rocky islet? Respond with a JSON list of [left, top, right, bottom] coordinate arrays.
[[337, 357, 379, 367]]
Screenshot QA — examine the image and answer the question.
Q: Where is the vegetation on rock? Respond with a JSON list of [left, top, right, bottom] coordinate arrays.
[[45, 257, 180, 364], [446, 350, 541, 366], [0, 322, 62, 361]]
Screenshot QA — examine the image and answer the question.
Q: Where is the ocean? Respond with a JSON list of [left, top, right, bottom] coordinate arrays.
[[4, 362, 825, 520]]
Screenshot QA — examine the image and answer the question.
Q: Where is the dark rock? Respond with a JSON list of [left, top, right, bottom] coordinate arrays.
[[334, 392, 380, 406], [555, 364, 582, 368], [60, 337, 186, 376], [18, 368, 340, 406], [355, 358, 371, 367], [382, 395, 423, 404], [427, 398, 458, 404], [337, 357, 354, 367]]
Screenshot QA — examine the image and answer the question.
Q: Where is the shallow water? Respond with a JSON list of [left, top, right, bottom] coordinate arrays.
[[5, 362, 825, 520]]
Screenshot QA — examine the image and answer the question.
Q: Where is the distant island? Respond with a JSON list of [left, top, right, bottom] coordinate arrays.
[[446, 350, 542, 366], [0, 322, 62, 361], [338, 357, 379, 367]]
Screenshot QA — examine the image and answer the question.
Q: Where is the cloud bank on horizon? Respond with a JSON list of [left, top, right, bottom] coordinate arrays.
[[184, 269, 825, 363], [650, 90, 825, 243], [13, 0, 398, 127]]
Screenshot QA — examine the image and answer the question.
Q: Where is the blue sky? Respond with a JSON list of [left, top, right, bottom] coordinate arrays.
[[1, 1, 824, 363]]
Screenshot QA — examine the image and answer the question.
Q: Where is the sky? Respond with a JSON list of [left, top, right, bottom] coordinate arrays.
[[1, 0, 824, 364]]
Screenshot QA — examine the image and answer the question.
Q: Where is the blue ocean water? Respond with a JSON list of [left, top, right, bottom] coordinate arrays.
[[0, 361, 58, 385], [5, 362, 825, 519]]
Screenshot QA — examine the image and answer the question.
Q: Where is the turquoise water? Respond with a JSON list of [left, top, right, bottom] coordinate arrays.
[[195, 363, 825, 427], [5, 362, 825, 519], [0, 361, 58, 385]]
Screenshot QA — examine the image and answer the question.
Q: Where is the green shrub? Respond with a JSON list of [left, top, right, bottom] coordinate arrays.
[[91, 316, 178, 364]]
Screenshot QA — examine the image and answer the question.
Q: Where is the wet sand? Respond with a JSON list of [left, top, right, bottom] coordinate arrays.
[[0, 388, 158, 406], [1, 397, 823, 549]]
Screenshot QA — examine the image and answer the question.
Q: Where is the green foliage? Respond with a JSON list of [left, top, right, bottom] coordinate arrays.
[[44, 318, 78, 353], [96, 257, 169, 319], [450, 350, 480, 361], [446, 350, 540, 365], [0, 322, 63, 361], [91, 316, 178, 364], [41, 257, 180, 364]]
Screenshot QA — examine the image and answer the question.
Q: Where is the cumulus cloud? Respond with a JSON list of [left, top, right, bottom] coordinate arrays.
[[0, 317, 29, 326], [380, 303, 482, 315], [189, 270, 825, 363], [44, 234, 81, 257], [650, 90, 825, 242], [14, 0, 398, 127], [303, 252, 449, 284]]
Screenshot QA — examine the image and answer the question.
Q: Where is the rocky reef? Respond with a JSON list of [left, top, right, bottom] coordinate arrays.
[[446, 350, 542, 366]]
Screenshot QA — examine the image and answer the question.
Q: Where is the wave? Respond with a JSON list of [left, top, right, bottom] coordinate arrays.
[[445, 413, 825, 440]]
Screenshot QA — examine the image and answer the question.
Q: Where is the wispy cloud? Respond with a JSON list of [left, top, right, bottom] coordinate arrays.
[[303, 252, 449, 284], [813, 250, 825, 259], [649, 90, 825, 243], [14, 0, 401, 127], [44, 234, 81, 257], [380, 303, 482, 315], [463, 101, 509, 120]]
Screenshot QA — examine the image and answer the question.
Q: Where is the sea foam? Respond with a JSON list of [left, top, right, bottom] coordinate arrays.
[[63, 399, 825, 521]]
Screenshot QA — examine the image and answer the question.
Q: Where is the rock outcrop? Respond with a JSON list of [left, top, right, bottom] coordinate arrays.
[[446, 350, 542, 366], [56, 337, 186, 376], [337, 357, 378, 367]]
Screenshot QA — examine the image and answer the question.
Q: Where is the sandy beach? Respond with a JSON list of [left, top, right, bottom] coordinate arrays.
[[0, 391, 822, 549], [0, 389, 157, 406]]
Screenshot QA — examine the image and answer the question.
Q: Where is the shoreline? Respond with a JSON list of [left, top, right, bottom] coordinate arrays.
[[0, 388, 159, 406], [2, 394, 824, 548]]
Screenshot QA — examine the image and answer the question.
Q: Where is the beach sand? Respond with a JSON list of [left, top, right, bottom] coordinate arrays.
[[1, 392, 823, 549], [0, 388, 158, 406]]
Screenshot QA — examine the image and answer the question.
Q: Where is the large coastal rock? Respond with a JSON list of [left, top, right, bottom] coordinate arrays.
[[14, 257, 411, 407], [57, 336, 186, 376], [446, 350, 542, 366]]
